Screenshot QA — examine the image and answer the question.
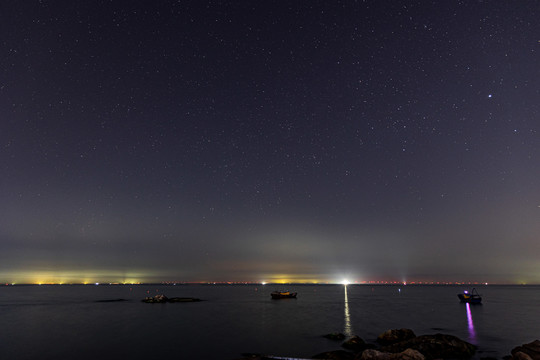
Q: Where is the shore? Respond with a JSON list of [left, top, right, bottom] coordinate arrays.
[[233, 329, 540, 360]]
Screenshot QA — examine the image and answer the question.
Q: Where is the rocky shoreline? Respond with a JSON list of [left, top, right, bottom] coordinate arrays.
[[235, 329, 540, 360]]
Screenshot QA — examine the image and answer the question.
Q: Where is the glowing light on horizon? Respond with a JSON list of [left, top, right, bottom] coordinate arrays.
[[0, 271, 518, 285], [264, 273, 323, 284], [1, 269, 152, 285]]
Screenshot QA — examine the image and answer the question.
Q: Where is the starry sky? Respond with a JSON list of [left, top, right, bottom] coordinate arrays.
[[1, 1, 539, 284]]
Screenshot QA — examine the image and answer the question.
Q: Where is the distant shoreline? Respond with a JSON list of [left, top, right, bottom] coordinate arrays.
[[2, 282, 539, 286]]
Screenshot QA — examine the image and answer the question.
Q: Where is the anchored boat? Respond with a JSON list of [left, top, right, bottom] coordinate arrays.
[[271, 291, 297, 299], [458, 288, 482, 304]]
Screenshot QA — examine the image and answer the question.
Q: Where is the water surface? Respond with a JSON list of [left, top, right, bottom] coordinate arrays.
[[1, 284, 538, 359]]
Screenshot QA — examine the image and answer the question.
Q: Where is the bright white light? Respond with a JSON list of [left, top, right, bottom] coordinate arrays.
[[261, 282, 267, 285], [342, 279, 350, 285]]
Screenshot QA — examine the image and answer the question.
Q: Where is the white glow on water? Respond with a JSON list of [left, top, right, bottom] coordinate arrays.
[[343, 285, 353, 337]]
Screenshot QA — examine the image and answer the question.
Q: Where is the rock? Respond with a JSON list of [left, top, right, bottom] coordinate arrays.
[[141, 295, 202, 303], [312, 350, 356, 359], [324, 333, 347, 340], [513, 352, 534, 360], [342, 336, 368, 352], [511, 340, 540, 360], [168, 297, 201, 302], [377, 329, 417, 346], [361, 348, 425, 360], [141, 294, 169, 303], [380, 333, 476, 360]]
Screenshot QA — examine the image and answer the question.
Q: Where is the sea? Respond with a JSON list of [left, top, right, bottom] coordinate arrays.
[[0, 284, 539, 360]]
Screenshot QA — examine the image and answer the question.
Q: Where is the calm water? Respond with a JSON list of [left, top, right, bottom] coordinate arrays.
[[0, 284, 538, 359]]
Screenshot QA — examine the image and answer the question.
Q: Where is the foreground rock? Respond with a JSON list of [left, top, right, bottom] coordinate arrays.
[[142, 295, 201, 303], [238, 330, 478, 360], [377, 329, 417, 346], [312, 349, 356, 359], [342, 335, 370, 352], [511, 340, 540, 360], [380, 333, 476, 360], [362, 348, 425, 360]]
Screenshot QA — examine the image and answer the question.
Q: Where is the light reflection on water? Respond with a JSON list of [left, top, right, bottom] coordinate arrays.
[[344, 285, 354, 337], [465, 303, 477, 343]]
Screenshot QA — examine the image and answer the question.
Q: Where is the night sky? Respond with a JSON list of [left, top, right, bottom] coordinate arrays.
[[1, 1, 539, 284]]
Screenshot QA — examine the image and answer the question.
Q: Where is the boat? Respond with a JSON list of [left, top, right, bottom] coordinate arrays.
[[458, 288, 482, 304], [271, 291, 297, 299]]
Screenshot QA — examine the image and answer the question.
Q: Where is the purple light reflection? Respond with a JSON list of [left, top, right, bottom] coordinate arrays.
[[465, 303, 477, 343]]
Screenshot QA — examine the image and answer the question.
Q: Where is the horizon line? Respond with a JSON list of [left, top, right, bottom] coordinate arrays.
[[2, 281, 537, 286]]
